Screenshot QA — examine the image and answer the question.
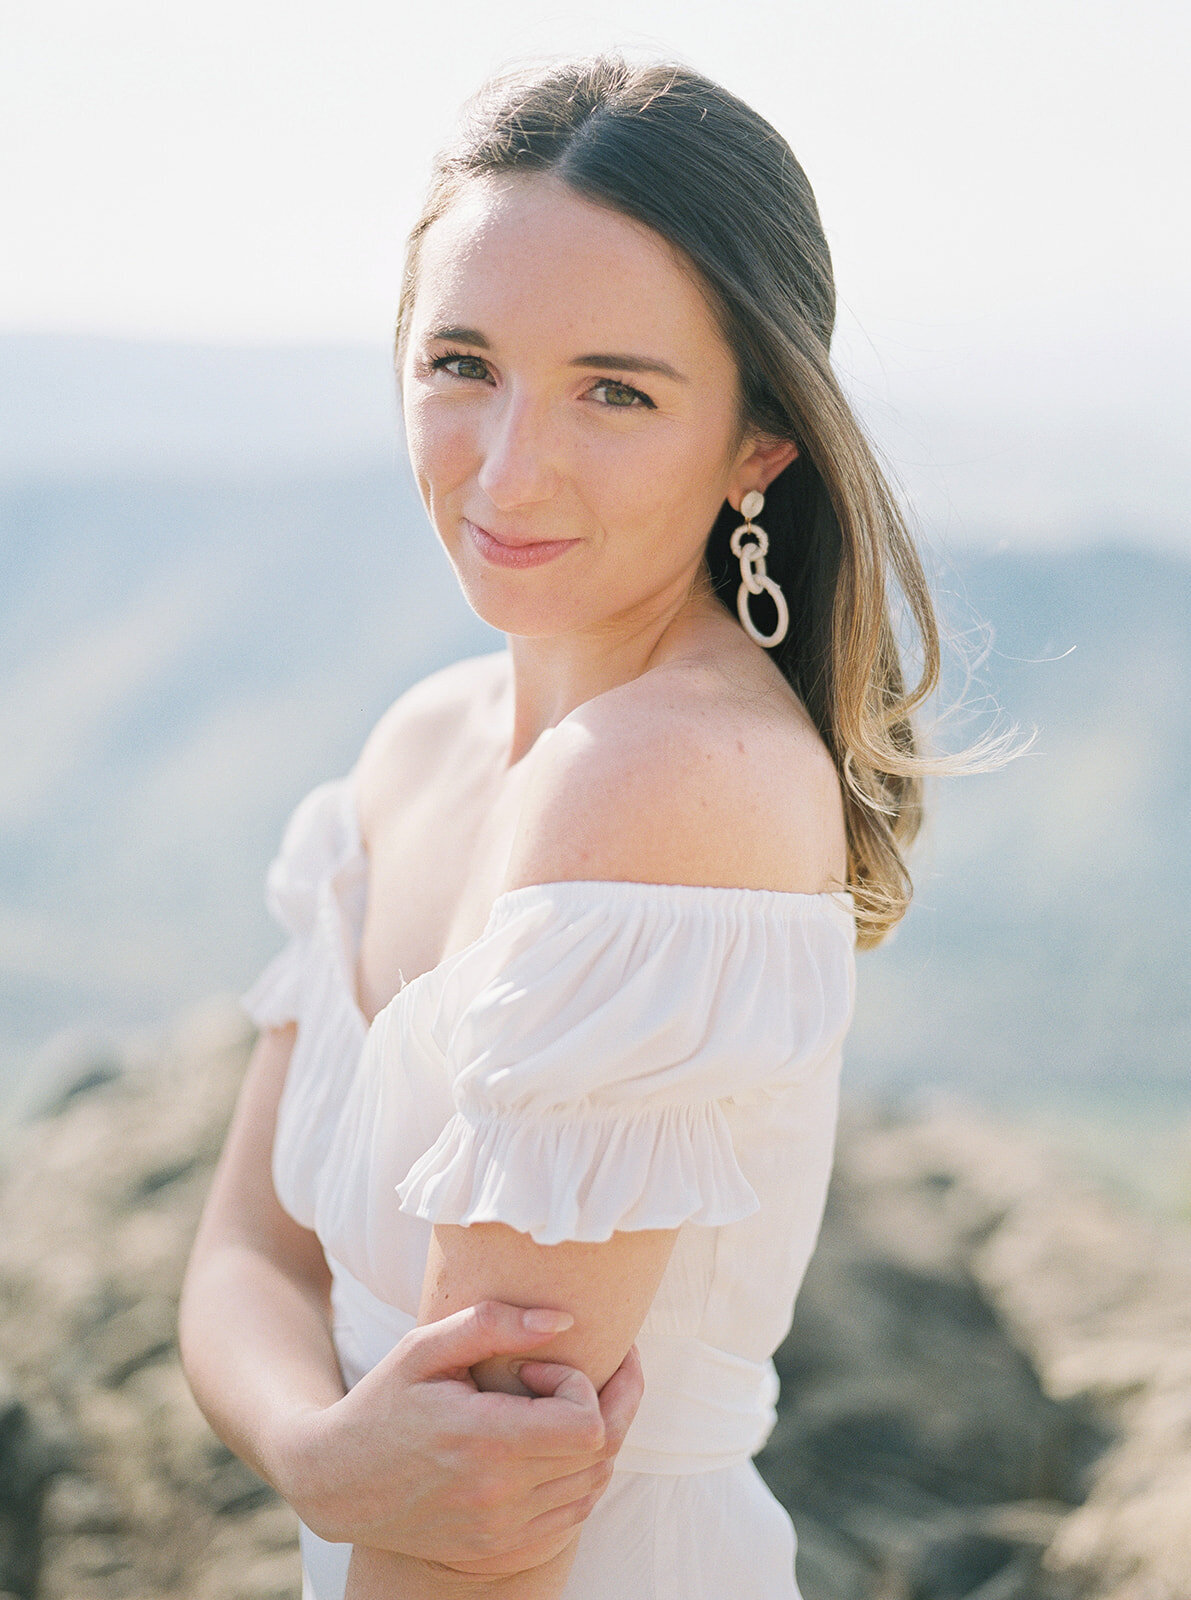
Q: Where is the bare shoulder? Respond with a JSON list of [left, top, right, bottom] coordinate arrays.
[[505, 661, 847, 896], [355, 651, 508, 825]]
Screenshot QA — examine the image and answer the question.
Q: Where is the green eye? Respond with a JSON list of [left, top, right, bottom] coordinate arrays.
[[592, 380, 653, 409], [430, 352, 492, 382]]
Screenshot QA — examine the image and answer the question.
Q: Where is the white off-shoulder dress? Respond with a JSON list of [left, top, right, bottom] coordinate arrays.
[[242, 772, 856, 1600]]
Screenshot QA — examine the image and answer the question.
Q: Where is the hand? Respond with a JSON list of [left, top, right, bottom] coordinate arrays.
[[274, 1301, 643, 1569]]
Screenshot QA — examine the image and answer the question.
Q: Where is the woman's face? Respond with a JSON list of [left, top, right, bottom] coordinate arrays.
[[400, 173, 777, 641]]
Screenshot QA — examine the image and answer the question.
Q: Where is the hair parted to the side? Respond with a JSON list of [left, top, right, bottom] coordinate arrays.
[[396, 54, 1000, 949]]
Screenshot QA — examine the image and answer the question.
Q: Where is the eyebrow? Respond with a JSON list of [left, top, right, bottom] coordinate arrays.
[[425, 326, 687, 384], [571, 353, 687, 383]]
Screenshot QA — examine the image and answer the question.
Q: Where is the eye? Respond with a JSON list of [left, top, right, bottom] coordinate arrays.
[[428, 352, 493, 383], [588, 379, 655, 410]]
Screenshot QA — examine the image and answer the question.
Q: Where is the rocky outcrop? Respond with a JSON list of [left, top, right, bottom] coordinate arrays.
[[819, 1109, 1191, 1600], [0, 1004, 1187, 1599], [0, 1003, 299, 1600], [760, 1110, 1080, 1600]]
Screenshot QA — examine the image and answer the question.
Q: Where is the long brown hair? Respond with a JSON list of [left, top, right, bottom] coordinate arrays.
[[397, 56, 968, 948]]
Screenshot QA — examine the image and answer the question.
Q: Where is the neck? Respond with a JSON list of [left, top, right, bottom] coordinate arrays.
[[502, 572, 725, 765]]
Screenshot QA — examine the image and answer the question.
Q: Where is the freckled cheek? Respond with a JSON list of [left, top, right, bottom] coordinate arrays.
[[404, 404, 477, 504]]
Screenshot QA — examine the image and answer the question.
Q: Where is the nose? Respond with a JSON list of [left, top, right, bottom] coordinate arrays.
[[476, 391, 559, 510]]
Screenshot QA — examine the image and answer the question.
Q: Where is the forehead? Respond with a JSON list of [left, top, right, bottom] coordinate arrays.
[[407, 174, 732, 370]]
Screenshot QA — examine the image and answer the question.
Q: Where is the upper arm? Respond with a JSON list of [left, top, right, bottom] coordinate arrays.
[[420, 1223, 676, 1395]]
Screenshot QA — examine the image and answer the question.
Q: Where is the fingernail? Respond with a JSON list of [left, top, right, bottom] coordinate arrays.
[[522, 1308, 573, 1334]]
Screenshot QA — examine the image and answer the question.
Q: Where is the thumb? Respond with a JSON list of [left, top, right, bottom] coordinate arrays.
[[400, 1301, 574, 1381]]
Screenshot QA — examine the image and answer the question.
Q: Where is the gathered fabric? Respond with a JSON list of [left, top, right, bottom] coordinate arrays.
[[245, 772, 856, 1599], [397, 1096, 761, 1244]]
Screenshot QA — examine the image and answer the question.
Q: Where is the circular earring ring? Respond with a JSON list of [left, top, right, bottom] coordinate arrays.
[[735, 568, 789, 648]]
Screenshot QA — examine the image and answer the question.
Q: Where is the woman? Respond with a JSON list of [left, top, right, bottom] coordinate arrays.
[[180, 55, 942, 1600]]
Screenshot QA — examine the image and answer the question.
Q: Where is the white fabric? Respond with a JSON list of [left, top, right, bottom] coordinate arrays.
[[246, 772, 857, 1600]]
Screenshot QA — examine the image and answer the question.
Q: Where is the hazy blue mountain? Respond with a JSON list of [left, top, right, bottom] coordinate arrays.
[[1, 462, 496, 1092], [850, 545, 1190, 1108], [1, 336, 1187, 1127]]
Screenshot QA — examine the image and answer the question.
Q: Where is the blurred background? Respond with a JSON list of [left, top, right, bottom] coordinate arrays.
[[3, 0, 1187, 1195], [2, 4, 1189, 1597]]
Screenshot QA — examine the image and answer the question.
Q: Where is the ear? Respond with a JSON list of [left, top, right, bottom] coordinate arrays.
[[729, 435, 799, 510]]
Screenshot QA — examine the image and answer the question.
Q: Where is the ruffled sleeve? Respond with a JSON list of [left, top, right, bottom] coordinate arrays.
[[395, 880, 856, 1246], [241, 775, 362, 1029]]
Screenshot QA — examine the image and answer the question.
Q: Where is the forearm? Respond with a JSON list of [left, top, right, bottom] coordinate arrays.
[[346, 1536, 580, 1600], [178, 1236, 343, 1496]]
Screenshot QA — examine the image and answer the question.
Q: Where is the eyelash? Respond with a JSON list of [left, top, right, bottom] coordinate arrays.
[[426, 350, 656, 410]]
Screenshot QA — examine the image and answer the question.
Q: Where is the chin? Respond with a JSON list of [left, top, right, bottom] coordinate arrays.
[[455, 575, 590, 640]]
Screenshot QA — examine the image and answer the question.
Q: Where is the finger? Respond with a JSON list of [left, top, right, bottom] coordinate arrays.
[[400, 1301, 574, 1382], [527, 1457, 614, 1516], [477, 1383, 607, 1459], [517, 1484, 607, 1549], [449, 1485, 607, 1577], [597, 1344, 644, 1453], [517, 1363, 606, 1443], [515, 1360, 599, 1408]]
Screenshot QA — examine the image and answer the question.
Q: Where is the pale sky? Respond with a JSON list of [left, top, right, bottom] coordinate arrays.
[[3, 0, 1188, 546]]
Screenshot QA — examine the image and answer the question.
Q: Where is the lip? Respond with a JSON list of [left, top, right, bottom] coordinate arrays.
[[465, 518, 581, 569]]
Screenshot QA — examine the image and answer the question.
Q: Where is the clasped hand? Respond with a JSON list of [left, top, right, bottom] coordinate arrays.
[[275, 1299, 643, 1575]]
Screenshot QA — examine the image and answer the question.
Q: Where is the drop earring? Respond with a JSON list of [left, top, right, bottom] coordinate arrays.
[[730, 490, 789, 648]]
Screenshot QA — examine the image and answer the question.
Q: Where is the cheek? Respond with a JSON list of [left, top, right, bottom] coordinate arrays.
[[592, 420, 733, 534], [403, 398, 475, 496]]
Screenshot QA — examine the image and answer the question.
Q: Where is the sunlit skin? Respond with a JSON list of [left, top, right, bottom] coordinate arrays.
[[399, 172, 798, 759]]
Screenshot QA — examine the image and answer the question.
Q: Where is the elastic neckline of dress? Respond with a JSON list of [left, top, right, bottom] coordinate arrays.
[[491, 878, 856, 916], [360, 877, 856, 1034]]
